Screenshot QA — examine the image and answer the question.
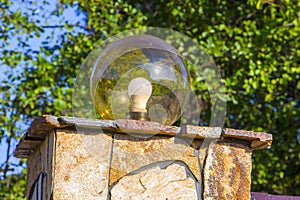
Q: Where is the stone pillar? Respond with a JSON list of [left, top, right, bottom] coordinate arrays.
[[14, 115, 272, 200]]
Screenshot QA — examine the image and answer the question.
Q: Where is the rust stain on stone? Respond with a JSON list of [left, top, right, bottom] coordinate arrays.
[[63, 175, 70, 181], [223, 128, 272, 150], [203, 141, 252, 200], [15, 116, 273, 199]]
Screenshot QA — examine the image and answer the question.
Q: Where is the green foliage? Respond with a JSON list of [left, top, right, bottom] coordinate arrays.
[[0, 169, 26, 199], [0, 0, 299, 197]]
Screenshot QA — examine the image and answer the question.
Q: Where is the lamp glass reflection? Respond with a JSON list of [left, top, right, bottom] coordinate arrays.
[[90, 35, 190, 125]]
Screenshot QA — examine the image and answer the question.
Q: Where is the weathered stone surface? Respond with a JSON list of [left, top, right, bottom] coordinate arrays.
[[26, 141, 42, 198], [14, 115, 273, 199], [110, 162, 198, 200], [15, 115, 272, 158], [58, 116, 117, 130], [110, 133, 203, 185], [223, 128, 272, 150], [26, 132, 54, 199], [27, 115, 60, 138], [53, 130, 112, 200], [203, 141, 252, 200], [116, 119, 179, 136], [178, 125, 222, 139]]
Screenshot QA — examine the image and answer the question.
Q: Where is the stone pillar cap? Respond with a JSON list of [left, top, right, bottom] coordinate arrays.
[[14, 115, 272, 158]]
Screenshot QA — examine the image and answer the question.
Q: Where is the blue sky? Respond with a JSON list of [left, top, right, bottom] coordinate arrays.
[[0, 0, 86, 176]]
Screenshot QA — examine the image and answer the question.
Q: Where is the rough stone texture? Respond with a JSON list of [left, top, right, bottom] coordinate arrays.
[[14, 116, 273, 200], [27, 115, 60, 138], [26, 132, 54, 199], [116, 119, 179, 136], [110, 133, 204, 185], [53, 130, 112, 200], [203, 141, 252, 200], [14, 115, 272, 158], [223, 128, 272, 150], [178, 126, 222, 139], [26, 139, 42, 198], [110, 162, 198, 200]]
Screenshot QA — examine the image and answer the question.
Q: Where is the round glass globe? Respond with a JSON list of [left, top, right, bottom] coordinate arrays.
[[90, 35, 190, 125]]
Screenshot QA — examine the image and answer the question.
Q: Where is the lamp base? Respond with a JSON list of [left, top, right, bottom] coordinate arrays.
[[129, 112, 149, 121]]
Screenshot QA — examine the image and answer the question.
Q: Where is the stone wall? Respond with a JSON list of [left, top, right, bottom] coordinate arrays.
[[14, 115, 272, 200]]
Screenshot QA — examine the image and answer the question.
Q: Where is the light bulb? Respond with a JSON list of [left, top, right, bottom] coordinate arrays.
[[89, 34, 191, 125], [128, 77, 152, 120]]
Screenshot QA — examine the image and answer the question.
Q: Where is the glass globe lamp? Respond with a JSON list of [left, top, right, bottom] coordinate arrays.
[[90, 35, 190, 125]]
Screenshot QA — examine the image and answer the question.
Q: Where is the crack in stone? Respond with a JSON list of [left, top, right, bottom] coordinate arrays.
[[109, 160, 199, 199], [199, 140, 216, 200], [194, 148, 202, 200], [107, 135, 115, 200], [139, 178, 147, 192]]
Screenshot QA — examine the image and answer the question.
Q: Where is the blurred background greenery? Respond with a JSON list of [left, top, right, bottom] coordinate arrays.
[[0, 0, 299, 198]]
